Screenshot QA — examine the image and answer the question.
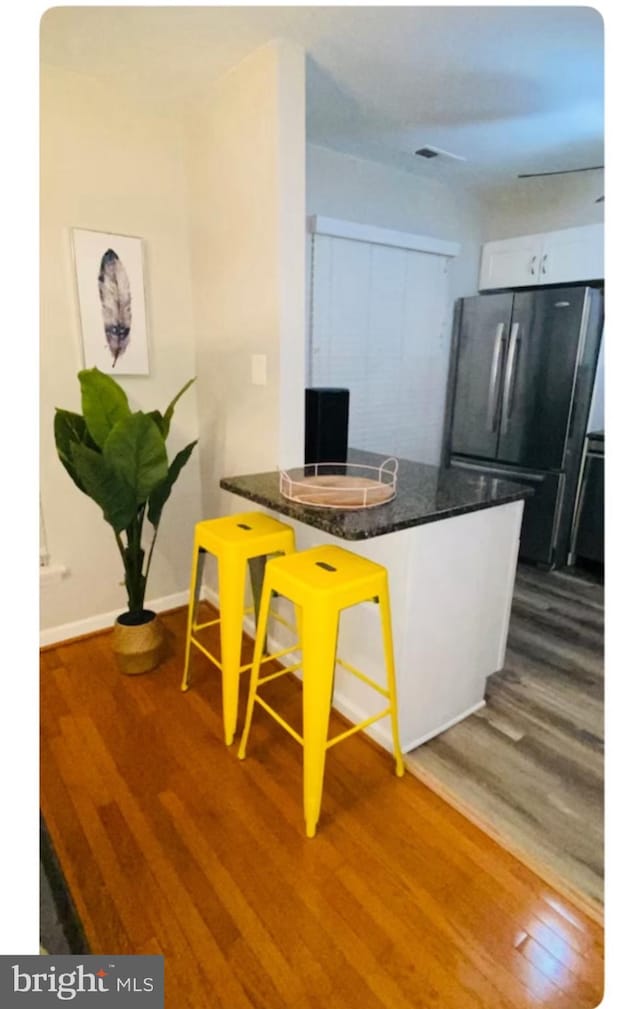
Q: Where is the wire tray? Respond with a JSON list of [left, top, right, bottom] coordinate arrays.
[[279, 458, 398, 510]]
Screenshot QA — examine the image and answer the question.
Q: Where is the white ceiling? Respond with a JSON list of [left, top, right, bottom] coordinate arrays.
[[41, 6, 604, 194]]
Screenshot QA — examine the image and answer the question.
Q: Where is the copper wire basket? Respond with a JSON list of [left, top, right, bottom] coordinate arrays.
[[279, 458, 398, 510]]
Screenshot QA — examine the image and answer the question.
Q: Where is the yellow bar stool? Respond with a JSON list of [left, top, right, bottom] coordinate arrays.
[[238, 544, 404, 837], [181, 512, 296, 745]]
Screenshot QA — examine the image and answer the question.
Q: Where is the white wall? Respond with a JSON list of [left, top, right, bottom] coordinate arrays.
[[307, 144, 604, 290], [479, 172, 604, 241], [307, 143, 485, 301], [41, 42, 306, 636], [185, 41, 306, 518], [40, 64, 202, 633]]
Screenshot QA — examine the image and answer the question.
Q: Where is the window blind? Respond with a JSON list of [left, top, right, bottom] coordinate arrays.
[[308, 233, 453, 465]]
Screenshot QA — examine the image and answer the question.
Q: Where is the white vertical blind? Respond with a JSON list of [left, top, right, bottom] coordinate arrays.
[[309, 233, 452, 464]]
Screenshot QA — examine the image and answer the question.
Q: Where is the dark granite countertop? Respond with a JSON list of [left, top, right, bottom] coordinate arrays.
[[220, 449, 532, 541]]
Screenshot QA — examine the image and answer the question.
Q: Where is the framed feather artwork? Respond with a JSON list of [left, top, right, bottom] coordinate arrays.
[[71, 228, 150, 375]]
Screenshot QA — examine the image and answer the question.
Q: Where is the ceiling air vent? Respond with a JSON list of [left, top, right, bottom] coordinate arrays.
[[414, 143, 466, 163]]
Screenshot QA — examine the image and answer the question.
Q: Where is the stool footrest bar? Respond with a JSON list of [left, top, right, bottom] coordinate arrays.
[[255, 697, 304, 746], [193, 617, 221, 631], [269, 611, 297, 634], [241, 645, 299, 672], [261, 643, 301, 663], [191, 637, 223, 670], [254, 686, 390, 752], [335, 658, 391, 698], [239, 650, 297, 673], [257, 663, 302, 686], [326, 707, 392, 749], [193, 604, 253, 634], [192, 637, 298, 675]]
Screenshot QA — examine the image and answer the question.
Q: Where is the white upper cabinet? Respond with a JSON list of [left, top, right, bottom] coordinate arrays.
[[539, 224, 604, 285], [478, 233, 544, 290], [479, 223, 603, 291]]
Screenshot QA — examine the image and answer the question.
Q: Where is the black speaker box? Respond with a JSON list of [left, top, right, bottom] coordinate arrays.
[[304, 387, 350, 465]]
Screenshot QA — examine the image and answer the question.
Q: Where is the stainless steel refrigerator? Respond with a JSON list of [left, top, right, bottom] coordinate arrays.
[[443, 286, 603, 567]]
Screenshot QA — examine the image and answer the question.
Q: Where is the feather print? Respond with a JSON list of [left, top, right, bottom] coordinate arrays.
[[98, 249, 132, 367]]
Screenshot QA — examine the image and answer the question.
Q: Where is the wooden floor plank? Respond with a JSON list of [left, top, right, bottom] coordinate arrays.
[[40, 603, 604, 1009], [408, 564, 603, 912]]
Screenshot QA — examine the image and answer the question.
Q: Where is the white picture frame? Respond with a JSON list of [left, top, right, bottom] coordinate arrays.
[[71, 228, 150, 375]]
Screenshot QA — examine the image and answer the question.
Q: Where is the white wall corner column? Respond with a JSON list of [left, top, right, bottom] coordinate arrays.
[[186, 39, 307, 520], [277, 43, 306, 469]]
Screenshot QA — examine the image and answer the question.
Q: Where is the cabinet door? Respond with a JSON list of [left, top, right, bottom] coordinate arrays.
[[539, 224, 604, 285], [479, 234, 544, 291]]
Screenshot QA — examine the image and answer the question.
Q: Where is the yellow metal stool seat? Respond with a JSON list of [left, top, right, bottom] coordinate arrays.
[[238, 544, 404, 837], [182, 511, 296, 745]]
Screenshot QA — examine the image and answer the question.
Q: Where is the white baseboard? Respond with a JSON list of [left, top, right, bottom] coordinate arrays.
[[39, 590, 190, 648], [402, 700, 486, 752]]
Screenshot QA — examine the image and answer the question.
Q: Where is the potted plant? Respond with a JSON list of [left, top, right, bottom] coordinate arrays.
[[54, 367, 197, 673]]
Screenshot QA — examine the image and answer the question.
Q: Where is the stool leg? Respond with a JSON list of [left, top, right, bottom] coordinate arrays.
[[294, 604, 303, 653], [219, 557, 248, 746], [378, 582, 405, 778], [302, 610, 339, 838], [248, 555, 270, 657], [238, 575, 273, 760], [181, 540, 204, 692]]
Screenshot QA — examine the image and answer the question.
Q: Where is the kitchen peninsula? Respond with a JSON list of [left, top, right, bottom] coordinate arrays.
[[221, 450, 531, 753]]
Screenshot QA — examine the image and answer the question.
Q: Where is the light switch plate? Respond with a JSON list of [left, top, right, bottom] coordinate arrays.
[[251, 354, 267, 386]]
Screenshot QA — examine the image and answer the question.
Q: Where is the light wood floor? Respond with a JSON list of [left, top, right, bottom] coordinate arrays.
[[407, 564, 604, 915], [41, 605, 604, 1009]]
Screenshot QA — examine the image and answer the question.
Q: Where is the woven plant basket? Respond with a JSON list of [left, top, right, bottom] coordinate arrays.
[[112, 610, 164, 675]]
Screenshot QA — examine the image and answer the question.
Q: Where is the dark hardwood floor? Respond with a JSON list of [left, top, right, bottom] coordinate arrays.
[[407, 564, 604, 915], [41, 604, 604, 1008]]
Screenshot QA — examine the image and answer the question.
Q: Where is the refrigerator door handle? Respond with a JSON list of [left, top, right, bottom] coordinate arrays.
[[486, 322, 506, 432], [451, 458, 546, 483], [501, 322, 521, 434]]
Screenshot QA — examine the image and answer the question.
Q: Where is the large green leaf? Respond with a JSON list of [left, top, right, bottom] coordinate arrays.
[[79, 367, 131, 448], [103, 412, 169, 505], [148, 440, 198, 528], [146, 410, 166, 437], [54, 409, 100, 494], [162, 377, 196, 437], [54, 409, 87, 492], [70, 442, 138, 532]]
